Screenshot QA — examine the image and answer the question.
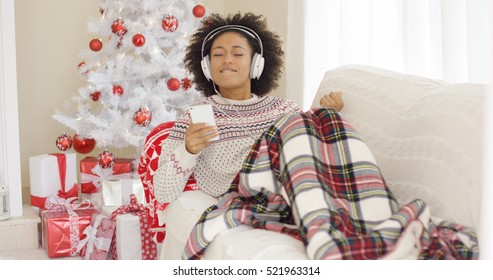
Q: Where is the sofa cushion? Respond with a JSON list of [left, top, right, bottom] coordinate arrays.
[[311, 65, 485, 230]]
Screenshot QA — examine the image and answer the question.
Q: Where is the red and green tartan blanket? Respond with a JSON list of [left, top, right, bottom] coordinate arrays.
[[184, 108, 479, 260]]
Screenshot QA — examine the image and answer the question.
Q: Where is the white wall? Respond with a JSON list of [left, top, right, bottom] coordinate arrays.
[[479, 3, 493, 259]]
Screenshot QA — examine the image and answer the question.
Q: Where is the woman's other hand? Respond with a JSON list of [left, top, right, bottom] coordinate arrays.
[[185, 122, 220, 154], [320, 91, 344, 112]]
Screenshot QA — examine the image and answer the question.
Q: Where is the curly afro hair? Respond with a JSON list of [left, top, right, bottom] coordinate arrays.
[[184, 12, 284, 97]]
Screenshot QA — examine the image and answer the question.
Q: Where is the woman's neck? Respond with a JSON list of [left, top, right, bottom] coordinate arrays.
[[217, 87, 252, 100], [212, 93, 258, 105]]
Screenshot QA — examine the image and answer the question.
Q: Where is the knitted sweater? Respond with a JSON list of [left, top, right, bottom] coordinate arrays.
[[153, 94, 302, 203]]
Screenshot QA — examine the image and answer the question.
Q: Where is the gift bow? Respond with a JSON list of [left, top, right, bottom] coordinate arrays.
[[30, 153, 79, 210], [77, 215, 113, 259], [111, 194, 146, 216], [80, 162, 134, 190]]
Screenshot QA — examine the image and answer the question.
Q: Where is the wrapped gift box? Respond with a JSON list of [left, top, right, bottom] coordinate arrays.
[[110, 194, 157, 260], [116, 213, 144, 260], [79, 214, 116, 260], [29, 153, 78, 214], [114, 214, 162, 260], [80, 157, 134, 194], [101, 205, 118, 218], [102, 179, 144, 207], [42, 206, 99, 258]]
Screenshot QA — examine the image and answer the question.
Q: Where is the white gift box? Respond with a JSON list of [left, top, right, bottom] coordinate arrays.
[[80, 192, 103, 211], [115, 213, 162, 260], [116, 213, 143, 260], [102, 179, 144, 207], [101, 205, 118, 218], [29, 153, 77, 214]]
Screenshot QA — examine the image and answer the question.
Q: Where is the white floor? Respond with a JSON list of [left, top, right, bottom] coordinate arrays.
[[0, 248, 80, 260]]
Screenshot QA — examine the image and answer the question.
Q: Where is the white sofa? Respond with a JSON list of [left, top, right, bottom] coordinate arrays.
[[159, 65, 485, 259]]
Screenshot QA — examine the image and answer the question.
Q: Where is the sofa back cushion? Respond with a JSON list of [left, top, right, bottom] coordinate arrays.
[[311, 65, 485, 230]]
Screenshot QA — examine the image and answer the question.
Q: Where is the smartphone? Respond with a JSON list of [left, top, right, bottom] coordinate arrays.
[[189, 104, 219, 141]]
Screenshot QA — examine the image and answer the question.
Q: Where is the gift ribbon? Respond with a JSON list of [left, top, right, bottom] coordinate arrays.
[[31, 153, 79, 210], [76, 214, 113, 260], [80, 161, 134, 191]]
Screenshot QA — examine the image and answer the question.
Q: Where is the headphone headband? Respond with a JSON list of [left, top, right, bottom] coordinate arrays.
[[201, 24, 264, 59], [200, 24, 265, 81]]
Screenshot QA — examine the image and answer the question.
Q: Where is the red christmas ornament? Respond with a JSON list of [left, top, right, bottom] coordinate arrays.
[[73, 134, 96, 154], [161, 15, 179, 32], [116, 36, 124, 49], [134, 108, 152, 127], [77, 61, 88, 74], [89, 38, 103, 52], [56, 133, 73, 151], [97, 150, 115, 169], [167, 78, 180, 91], [132, 33, 146, 47], [113, 85, 124, 96], [111, 18, 127, 36], [192, 4, 206, 18], [90, 91, 101, 102], [181, 77, 192, 90]]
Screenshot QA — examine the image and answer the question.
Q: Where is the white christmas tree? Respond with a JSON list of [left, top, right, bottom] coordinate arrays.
[[54, 0, 207, 157]]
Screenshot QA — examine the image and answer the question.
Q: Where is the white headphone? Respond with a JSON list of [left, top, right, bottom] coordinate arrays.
[[200, 25, 265, 81]]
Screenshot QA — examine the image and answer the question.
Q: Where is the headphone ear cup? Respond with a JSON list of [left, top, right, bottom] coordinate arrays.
[[250, 53, 265, 79], [201, 55, 212, 81]]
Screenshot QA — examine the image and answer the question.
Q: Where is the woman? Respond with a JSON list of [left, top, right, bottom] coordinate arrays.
[[154, 13, 478, 260], [153, 12, 342, 204]]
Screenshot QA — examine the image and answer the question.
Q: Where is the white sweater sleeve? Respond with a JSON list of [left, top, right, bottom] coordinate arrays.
[[153, 138, 199, 203], [153, 109, 200, 203]]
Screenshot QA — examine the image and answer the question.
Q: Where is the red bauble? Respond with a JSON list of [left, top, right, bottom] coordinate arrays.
[[113, 85, 124, 96], [181, 77, 192, 90], [56, 133, 73, 151], [89, 38, 103, 52], [97, 150, 115, 169], [132, 33, 146, 47], [116, 36, 124, 49], [73, 134, 96, 154], [77, 61, 88, 74], [90, 91, 101, 102], [161, 15, 179, 32], [167, 78, 180, 91], [111, 18, 127, 36], [192, 4, 206, 18], [133, 108, 152, 127]]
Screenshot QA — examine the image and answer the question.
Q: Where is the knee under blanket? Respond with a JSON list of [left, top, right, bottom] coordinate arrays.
[[184, 108, 479, 260]]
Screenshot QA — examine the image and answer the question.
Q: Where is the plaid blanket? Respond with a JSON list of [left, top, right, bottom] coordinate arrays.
[[183, 108, 479, 260]]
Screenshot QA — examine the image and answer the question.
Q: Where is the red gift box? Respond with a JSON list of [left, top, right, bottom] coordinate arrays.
[[80, 157, 134, 194], [79, 214, 116, 260], [42, 205, 99, 258]]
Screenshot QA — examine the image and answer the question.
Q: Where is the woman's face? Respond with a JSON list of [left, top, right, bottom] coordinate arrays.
[[209, 31, 253, 96]]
